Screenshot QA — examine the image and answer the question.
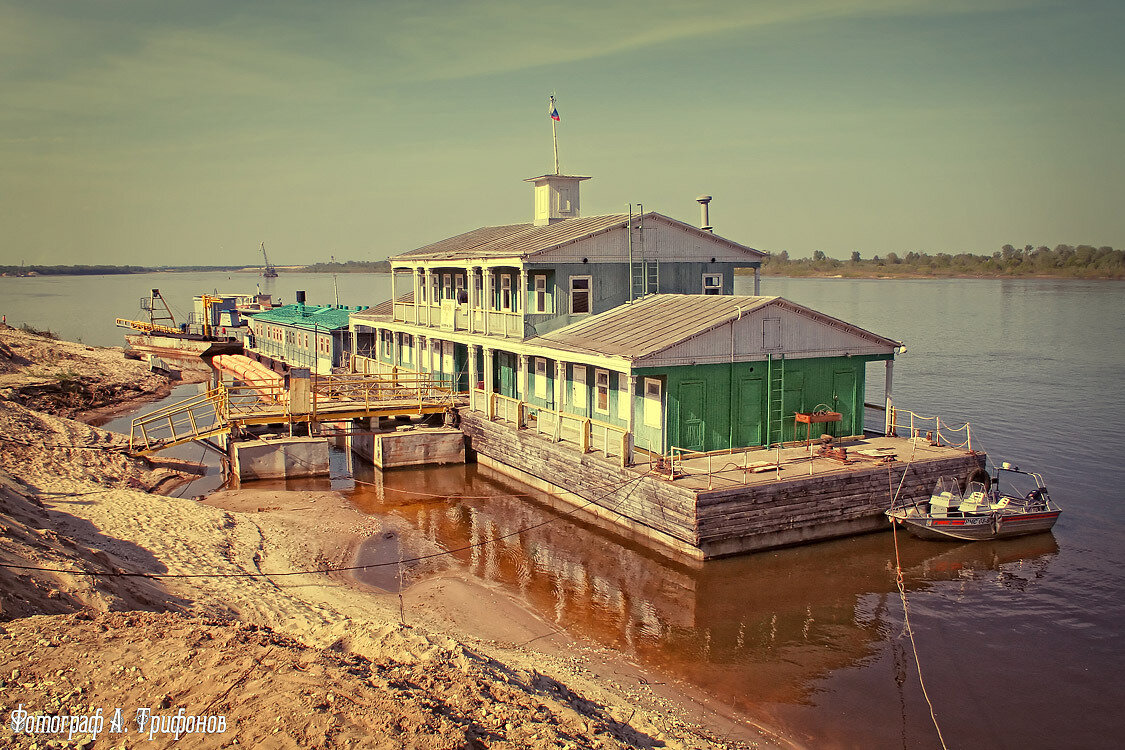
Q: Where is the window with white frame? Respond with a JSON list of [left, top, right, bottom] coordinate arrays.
[[534, 358, 547, 399], [418, 271, 426, 303], [455, 274, 465, 303], [595, 369, 610, 414], [473, 273, 483, 307], [533, 275, 548, 313], [501, 275, 513, 311], [442, 274, 452, 301], [570, 276, 591, 314], [431, 275, 440, 304], [401, 334, 412, 365], [572, 365, 587, 407], [643, 378, 662, 428], [703, 273, 723, 295]]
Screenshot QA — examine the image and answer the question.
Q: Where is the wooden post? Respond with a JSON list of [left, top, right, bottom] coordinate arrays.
[[581, 419, 591, 453]]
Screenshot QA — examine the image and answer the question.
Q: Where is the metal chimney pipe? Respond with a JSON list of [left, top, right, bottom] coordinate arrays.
[[696, 195, 713, 232]]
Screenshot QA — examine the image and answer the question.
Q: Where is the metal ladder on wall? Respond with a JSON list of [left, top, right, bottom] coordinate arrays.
[[629, 206, 658, 299], [767, 353, 785, 447], [631, 262, 646, 299]]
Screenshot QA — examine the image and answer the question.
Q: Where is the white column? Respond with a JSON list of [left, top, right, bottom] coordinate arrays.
[[483, 268, 492, 336], [624, 373, 637, 466], [518, 354, 529, 401], [423, 268, 432, 326], [390, 269, 399, 320], [885, 359, 895, 436], [554, 360, 566, 442], [468, 344, 479, 411], [413, 266, 421, 323], [484, 348, 495, 418], [517, 268, 526, 315]]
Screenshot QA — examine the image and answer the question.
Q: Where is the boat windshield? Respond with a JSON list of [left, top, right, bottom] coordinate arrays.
[[997, 469, 1049, 502], [931, 476, 963, 501], [965, 480, 990, 500]]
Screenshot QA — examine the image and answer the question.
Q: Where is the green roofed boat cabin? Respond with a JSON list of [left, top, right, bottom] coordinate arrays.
[[350, 173, 902, 460]]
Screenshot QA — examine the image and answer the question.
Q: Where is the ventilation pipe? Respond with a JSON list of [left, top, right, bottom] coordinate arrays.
[[696, 195, 713, 232], [295, 290, 307, 316]]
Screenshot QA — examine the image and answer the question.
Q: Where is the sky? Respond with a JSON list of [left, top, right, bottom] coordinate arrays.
[[2, 0, 1122, 266]]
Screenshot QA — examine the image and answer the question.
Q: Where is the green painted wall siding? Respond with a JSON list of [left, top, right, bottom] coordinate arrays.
[[635, 355, 881, 453]]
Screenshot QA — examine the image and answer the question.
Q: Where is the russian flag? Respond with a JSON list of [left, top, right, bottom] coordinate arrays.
[[549, 98, 560, 121]]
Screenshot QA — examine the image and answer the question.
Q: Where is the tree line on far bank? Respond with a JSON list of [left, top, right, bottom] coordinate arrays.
[[754, 244, 1124, 278], [0, 260, 391, 276]]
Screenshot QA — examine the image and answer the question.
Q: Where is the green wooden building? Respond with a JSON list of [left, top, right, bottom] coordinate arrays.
[[350, 173, 901, 462]]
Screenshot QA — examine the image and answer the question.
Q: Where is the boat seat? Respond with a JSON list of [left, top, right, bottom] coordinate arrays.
[[959, 491, 988, 513], [929, 491, 955, 517]]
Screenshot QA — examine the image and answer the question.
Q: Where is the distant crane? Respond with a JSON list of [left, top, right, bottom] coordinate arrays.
[[260, 242, 278, 278]]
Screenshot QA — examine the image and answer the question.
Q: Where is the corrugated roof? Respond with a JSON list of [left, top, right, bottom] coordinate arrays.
[[529, 294, 900, 360], [351, 292, 412, 322], [251, 303, 359, 331], [392, 212, 763, 263]]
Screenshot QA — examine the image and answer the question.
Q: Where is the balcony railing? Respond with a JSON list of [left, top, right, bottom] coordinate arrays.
[[393, 302, 524, 338]]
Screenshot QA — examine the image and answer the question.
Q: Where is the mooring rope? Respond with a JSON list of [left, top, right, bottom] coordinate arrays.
[[892, 522, 949, 750], [888, 437, 949, 749]]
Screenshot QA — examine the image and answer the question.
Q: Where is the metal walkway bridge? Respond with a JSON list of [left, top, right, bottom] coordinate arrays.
[[128, 373, 459, 456]]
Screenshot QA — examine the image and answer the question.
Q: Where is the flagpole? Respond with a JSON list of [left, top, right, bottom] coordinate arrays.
[[550, 95, 560, 175]]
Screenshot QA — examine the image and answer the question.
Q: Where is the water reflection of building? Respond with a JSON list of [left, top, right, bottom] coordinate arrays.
[[348, 461, 1059, 707]]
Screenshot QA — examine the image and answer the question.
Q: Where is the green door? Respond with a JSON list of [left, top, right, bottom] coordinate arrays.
[[498, 352, 515, 397], [832, 370, 857, 437], [680, 381, 706, 452], [454, 344, 469, 392], [737, 378, 765, 447]]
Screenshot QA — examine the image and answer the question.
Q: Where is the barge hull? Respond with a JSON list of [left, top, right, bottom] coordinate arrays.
[[461, 411, 986, 561]]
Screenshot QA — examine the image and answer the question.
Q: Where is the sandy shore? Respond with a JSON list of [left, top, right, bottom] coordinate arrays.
[[0, 325, 791, 749]]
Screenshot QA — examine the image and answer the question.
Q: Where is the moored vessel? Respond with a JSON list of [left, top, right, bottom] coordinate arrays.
[[887, 463, 1061, 541]]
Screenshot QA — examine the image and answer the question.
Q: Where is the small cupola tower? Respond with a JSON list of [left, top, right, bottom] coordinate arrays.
[[525, 174, 591, 226]]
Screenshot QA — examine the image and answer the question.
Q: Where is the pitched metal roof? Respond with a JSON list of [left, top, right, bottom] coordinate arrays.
[[251, 303, 360, 331], [392, 212, 764, 263], [351, 293, 411, 323], [529, 294, 900, 360]]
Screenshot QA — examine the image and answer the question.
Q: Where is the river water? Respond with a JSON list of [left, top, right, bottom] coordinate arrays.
[[2, 271, 1122, 748]]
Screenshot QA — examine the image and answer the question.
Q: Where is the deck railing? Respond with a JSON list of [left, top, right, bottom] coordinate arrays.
[[484, 393, 631, 464], [886, 408, 972, 450]]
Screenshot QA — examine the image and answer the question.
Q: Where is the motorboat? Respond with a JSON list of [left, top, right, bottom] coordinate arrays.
[[887, 463, 1061, 541]]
